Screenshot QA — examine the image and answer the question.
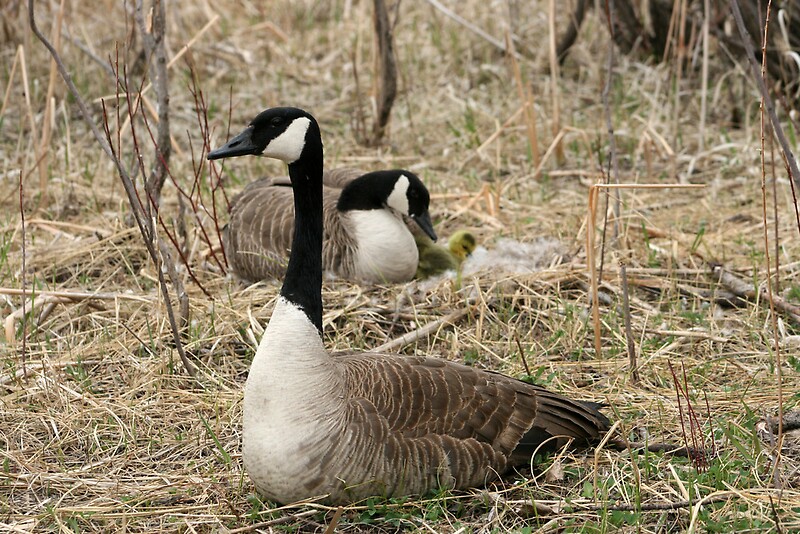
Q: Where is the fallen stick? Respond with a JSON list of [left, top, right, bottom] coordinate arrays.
[[713, 265, 800, 324], [374, 307, 470, 353], [0, 287, 152, 302], [760, 410, 800, 436], [609, 438, 703, 459]]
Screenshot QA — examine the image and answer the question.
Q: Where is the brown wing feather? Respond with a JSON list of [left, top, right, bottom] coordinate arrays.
[[333, 352, 608, 490], [225, 173, 361, 282], [225, 178, 295, 281], [322, 168, 364, 189]]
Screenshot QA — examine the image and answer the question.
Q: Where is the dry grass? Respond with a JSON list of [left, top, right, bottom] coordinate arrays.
[[2, 0, 800, 531]]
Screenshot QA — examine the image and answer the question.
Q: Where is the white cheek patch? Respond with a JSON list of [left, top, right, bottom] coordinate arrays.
[[263, 117, 311, 163], [386, 174, 410, 215]]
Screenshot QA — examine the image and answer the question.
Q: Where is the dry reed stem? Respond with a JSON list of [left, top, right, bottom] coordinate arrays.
[[757, 0, 784, 491], [505, 33, 540, 170], [0, 46, 22, 120], [547, 0, 563, 164], [34, 0, 65, 210]]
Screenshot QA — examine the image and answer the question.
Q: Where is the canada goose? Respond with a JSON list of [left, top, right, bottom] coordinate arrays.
[[223, 166, 437, 283], [415, 230, 478, 279], [208, 107, 609, 505]]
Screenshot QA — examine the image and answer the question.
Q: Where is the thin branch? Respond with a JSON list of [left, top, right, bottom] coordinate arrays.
[[601, 0, 621, 241], [729, 0, 800, 191], [755, 0, 783, 491], [424, 0, 523, 60], [370, 0, 398, 145], [375, 308, 470, 353], [29, 0, 196, 377], [134, 0, 171, 205], [619, 261, 638, 383], [18, 167, 27, 379]]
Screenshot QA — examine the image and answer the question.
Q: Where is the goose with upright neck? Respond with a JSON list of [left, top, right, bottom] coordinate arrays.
[[208, 107, 609, 505]]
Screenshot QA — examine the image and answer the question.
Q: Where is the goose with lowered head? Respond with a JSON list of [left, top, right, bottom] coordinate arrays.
[[224, 165, 436, 283], [208, 107, 610, 505]]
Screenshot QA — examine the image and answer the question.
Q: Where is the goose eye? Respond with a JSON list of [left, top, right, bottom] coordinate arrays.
[[270, 117, 283, 127]]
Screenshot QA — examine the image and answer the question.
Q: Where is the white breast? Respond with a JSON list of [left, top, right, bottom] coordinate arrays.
[[242, 298, 345, 502], [346, 210, 419, 282]]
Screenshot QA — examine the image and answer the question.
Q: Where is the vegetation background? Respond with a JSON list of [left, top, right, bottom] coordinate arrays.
[[1, 0, 799, 531]]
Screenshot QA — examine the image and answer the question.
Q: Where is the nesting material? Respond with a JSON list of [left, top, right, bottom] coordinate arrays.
[[462, 237, 567, 276]]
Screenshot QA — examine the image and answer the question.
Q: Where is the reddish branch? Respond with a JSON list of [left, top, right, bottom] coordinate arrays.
[[669, 361, 711, 471], [29, 0, 196, 377]]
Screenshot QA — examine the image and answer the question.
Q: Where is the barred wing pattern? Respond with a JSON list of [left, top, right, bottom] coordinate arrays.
[[224, 170, 364, 282], [291, 352, 610, 502]]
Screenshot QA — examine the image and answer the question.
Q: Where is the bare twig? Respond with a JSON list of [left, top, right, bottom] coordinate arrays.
[[18, 167, 27, 378], [601, 0, 621, 241], [668, 361, 709, 472], [134, 0, 171, 206], [619, 261, 639, 383], [513, 332, 532, 377], [729, 0, 800, 191], [29, 0, 196, 377], [713, 266, 800, 325], [699, 0, 710, 152], [375, 307, 470, 353], [423, 0, 522, 59], [370, 0, 398, 145], [755, 0, 784, 491], [547, 0, 563, 164], [187, 68, 229, 270]]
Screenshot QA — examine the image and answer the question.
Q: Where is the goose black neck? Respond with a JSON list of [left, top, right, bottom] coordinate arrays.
[[280, 138, 324, 333]]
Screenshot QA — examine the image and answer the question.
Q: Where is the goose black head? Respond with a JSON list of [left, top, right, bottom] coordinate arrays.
[[337, 170, 437, 241], [208, 107, 320, 165]]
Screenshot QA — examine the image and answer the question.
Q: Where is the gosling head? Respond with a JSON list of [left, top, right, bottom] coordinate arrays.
[[448, 230, 477, 261]]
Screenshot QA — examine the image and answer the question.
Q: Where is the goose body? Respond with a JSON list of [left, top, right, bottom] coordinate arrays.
[[225, 167, 436, 283], [208, 107, 609, 505], [415, 230, 478, 279]]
